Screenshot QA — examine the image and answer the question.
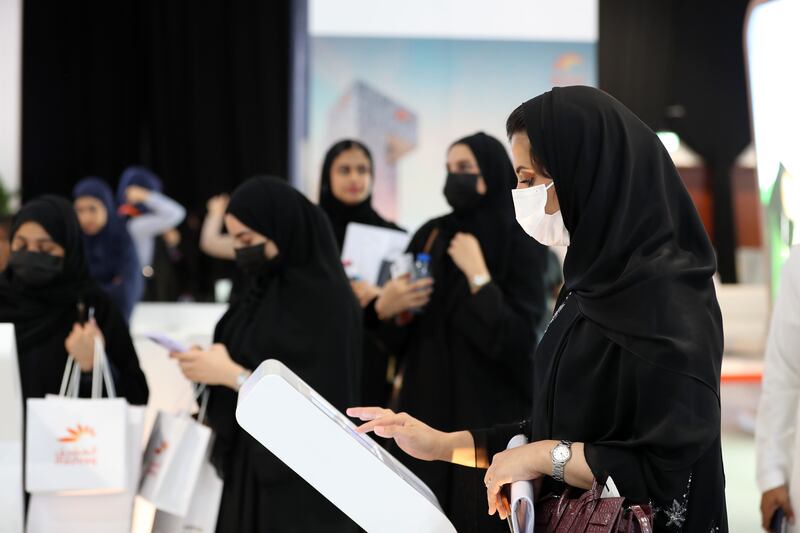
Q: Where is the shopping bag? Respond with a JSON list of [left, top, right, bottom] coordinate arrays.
[[27, 336, 145, 532], [151, 459, 224, 533], [25, 339, 129, 494], [139, 386, 212, 516], [26, 404, 146, 533]]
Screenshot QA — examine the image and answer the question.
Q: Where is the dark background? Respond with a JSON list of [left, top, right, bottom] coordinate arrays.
[[22, 0, 291, 210], [22, 0, 752, 281]]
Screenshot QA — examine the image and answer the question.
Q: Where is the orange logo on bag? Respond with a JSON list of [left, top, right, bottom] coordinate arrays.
[[58, 424, 96, 443]]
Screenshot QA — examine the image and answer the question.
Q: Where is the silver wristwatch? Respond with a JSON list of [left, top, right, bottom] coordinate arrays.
[[235, 369, 252, 391], [550, 440, 573, 482], [471, 273, 491, 290]]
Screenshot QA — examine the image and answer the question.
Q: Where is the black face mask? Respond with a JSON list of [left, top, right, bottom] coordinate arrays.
[[444, 172, 483, 211], [235, 242, 279, 277], [8, 250, 64, 287]]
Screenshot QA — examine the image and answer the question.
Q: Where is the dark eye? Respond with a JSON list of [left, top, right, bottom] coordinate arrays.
[[521, 178, 534, 187]]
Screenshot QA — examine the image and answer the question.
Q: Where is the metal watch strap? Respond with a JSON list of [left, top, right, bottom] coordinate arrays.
[[235, 369, 251, 390], [471, 273, 491, 289], [552, 440, 572, 482]]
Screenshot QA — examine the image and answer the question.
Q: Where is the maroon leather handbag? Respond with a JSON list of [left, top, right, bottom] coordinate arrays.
[[535, 481, 653, 533]]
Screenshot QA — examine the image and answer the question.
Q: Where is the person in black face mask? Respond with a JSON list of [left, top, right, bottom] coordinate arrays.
[[368, 132, 550, 532], [0, 195, 148, 405], [169, 176, 362, 533]]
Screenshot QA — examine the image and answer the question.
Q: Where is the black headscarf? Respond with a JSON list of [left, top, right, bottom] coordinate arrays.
[[520, 87, 724, 527], [319, 139, 402, 249], [206, 176, 362, 477], [0, 195, 148, 404], [522, 86, 722, 395], [428, 132, 522, 315], [0, 196, 94, 352]]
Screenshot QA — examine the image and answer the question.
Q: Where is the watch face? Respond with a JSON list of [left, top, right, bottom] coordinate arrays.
[[553, 445, 571, 462]]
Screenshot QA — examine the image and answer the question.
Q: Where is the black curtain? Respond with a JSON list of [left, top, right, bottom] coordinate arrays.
[[599, 0, 751, 283], [22, 0, 291, 211]]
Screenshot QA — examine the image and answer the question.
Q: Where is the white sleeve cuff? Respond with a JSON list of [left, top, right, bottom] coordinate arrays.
[[757, 469, 788, 493]]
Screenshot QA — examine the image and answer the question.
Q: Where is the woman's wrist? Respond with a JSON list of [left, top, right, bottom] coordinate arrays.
[[441, 430, 476, 466], [223, 360, 247, 390], [535, 440, 556, 477], [374, 293, 393, 320]]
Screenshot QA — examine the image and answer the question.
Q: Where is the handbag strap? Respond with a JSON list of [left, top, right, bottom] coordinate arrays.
[[627, 505, 653, 533], [422, 227, 439, 254]]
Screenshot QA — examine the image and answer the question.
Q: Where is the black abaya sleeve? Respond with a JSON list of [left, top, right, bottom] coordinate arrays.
[[91, 290, 149, 405], [569, 342, 722, 515], [451, 235, 548, 366], [581, 347, 720, 505], [470, 419, 532, 466]]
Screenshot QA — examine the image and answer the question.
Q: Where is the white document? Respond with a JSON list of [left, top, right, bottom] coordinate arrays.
[[341, 222, 409, 285], [236, 359, 456, 533], [0, 324, 23, 533], [506, 434, 534, 533]]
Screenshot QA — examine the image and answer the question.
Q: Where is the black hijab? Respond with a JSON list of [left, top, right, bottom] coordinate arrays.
[[523, 86, 722, 396], [319, 139, 402, 249], [426, 132, 522, 314], [207, 177, 362, 475], [520, 87, 724, 525], [0, 196, 148, 404], [0, 196, 94, 352]]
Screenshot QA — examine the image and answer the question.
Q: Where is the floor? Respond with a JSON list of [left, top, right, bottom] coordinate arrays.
[[723, 431, 762, 530]]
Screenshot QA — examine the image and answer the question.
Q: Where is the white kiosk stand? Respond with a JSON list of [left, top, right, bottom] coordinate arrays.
[[236, 359, 457, 533], [0, 323, 24, 533]]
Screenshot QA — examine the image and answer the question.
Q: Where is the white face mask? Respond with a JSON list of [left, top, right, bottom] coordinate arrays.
[[511, 183, 571, 246]]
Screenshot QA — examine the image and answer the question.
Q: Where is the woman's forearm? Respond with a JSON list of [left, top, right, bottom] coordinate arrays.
[[200, 213, 236, 259], [439, 430, 482, 467]]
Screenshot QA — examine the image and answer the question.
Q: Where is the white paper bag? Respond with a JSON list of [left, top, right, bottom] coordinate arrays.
[[151, 460, 224, 533], [26, 405, 146, 533], [25, 345, 129, 494], [139, 390, 212, 517], [27, 338, 146, 533]]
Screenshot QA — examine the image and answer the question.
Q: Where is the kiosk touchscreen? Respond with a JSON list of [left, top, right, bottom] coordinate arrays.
[[236, 359, 457, 533]]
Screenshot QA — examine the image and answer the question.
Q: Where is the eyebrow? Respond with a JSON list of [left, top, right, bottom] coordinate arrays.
[[515, 166, 533, 174], [14, 236, 55, 244], [232, 231, 252, 239]]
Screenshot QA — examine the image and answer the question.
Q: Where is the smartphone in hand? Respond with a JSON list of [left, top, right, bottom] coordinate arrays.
[[145, 332, 190, 353], [771, 508, 787, 533]]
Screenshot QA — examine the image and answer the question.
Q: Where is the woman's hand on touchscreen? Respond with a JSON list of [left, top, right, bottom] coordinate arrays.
[[347, 407, 448, 462]]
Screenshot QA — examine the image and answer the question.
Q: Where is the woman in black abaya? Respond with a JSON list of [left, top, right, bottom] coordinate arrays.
[[171, 177, 361, 532], [351, 87, 727, 532], [318, 139, 405, 407], [0, 196, 148, 404], [371, 132, 550, 532]]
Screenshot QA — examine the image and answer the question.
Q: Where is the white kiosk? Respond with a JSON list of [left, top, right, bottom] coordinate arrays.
[[236, 359, 456, 533], [0, 323, 24, 533]]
